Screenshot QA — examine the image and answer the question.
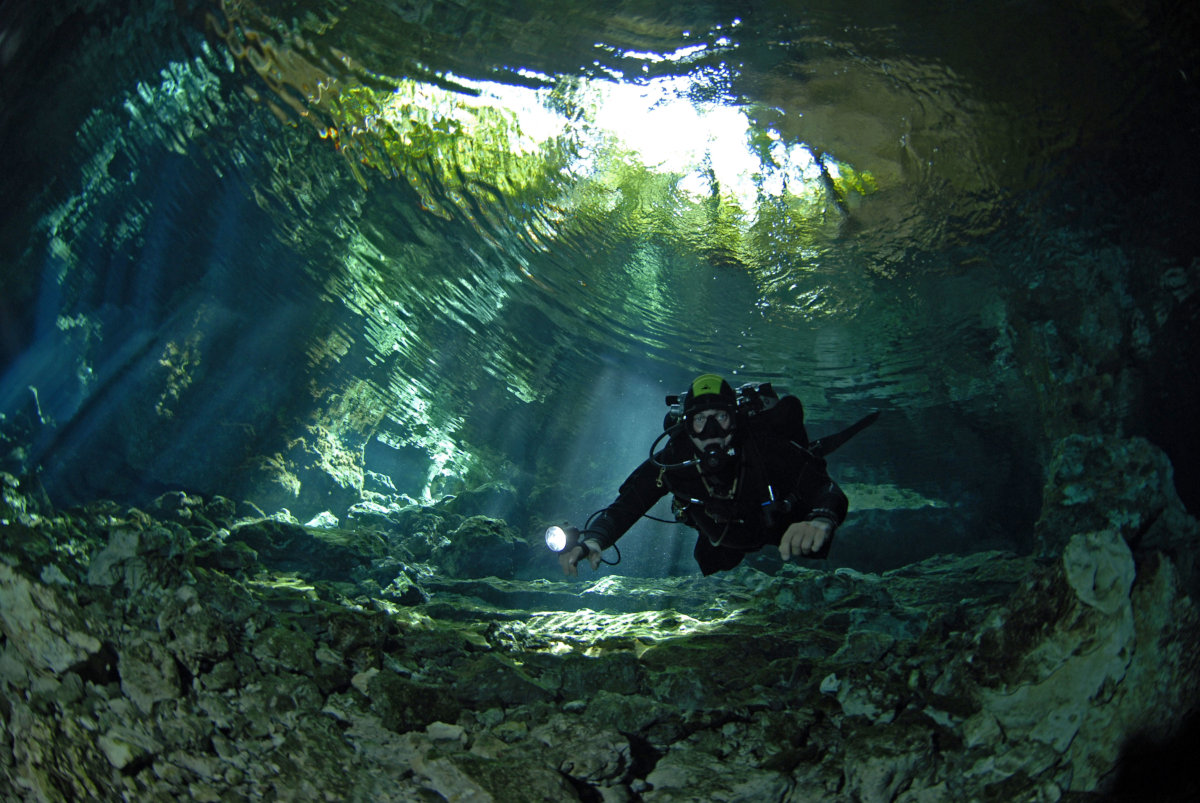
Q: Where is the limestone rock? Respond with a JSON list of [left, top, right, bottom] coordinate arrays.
[[644, 738, 792, 802], [1036, 435, 1193, 573], [435, 515, 529, 578], [0, 563, 100, 674], [119, 637, 182, 713], [1, 446, 1198, 801]]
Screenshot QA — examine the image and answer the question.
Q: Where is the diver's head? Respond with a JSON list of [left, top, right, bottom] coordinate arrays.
[[682, 373, 737, 470]]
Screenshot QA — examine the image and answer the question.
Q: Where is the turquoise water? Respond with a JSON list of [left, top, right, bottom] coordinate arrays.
[[1, 0, 1196, 572]]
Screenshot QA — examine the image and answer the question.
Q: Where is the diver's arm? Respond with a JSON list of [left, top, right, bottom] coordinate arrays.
[[586, 459, 667, 550], [559, 540, 602, 576], [561, 463, 661, 576], [780, 455, 848, 561], [806, 479, 848, 526], [779, 517, 836, 560], [791, 442, 849, 525], [560, 459, 665, 577]]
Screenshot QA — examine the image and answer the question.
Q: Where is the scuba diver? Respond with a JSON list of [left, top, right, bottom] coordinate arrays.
[[556, 373, 876, 576]]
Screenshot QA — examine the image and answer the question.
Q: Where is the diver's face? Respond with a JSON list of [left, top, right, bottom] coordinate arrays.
[[688, 407, 734, 452]]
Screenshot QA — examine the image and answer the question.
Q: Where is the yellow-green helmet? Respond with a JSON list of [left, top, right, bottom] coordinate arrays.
[[682, 373, 736, 414]]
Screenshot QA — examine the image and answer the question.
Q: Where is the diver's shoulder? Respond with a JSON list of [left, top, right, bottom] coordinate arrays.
[[772, 394, 804, 416], [743, 393, 804, 429]]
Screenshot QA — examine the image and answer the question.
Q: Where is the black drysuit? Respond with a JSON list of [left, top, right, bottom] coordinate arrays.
[[588, 395, 849, 575]]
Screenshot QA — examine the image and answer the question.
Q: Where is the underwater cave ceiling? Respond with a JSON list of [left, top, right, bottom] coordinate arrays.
[[0, 0, 1193, 521], [2, 1, 1200, 801], [0, 0, 1194, 538]]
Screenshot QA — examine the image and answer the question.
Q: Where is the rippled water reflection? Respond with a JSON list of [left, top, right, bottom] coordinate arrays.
[[2, 0, 1194, 539], [191, 0, 1111, 403]]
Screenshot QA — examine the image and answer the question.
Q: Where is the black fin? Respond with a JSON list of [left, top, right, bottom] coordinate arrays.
[[809, 410, 880, 457]]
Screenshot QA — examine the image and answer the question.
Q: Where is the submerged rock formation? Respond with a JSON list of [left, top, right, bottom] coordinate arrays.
[[2, 435, 1198, 801]]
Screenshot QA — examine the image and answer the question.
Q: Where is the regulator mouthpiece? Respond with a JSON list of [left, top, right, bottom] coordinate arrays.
[[699, 444, 736, 473]]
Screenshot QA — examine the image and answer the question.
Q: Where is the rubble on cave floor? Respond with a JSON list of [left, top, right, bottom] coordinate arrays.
[[3, 436, 1200, 802]]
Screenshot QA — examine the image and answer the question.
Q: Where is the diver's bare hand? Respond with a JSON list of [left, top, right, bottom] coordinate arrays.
[[559, 539, 602, 576], [780, 519, 833, 560]]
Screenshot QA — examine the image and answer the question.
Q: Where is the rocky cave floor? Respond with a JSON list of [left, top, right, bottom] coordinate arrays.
[[3, 438, 1200, 802]]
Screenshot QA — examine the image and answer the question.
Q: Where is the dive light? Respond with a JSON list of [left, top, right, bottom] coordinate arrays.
[[545, 523, 588, 555]]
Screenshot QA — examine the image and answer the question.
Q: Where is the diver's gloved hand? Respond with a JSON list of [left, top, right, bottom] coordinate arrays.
[[559, 539, 603, 576], [779, 519, 834, 561]]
